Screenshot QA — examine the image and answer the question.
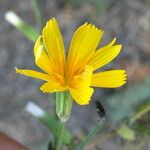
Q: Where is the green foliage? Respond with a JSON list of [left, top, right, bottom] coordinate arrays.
[[18, 21, 39, 42], [129, 102, 150, 124], [76, 120, 105, 150], [116, 124, 136, 141], [31, 0, 42, 30], [40, 113, 72, 145], [105, 77, 150, 124], [133, 123, 150, 135]]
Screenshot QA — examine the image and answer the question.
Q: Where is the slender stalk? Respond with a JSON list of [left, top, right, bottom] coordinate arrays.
[[56, 121, 66, 150], [129, 102, 150, 124], [76, 119, 105, 150], [31, 0, 42, 31]]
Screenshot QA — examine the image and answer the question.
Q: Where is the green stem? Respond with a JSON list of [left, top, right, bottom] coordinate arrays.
[[76, 119, 105, 150], [56, 121, 66, 150]]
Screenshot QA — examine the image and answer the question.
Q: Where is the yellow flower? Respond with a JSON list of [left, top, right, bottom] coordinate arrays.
[[16, 18, 127, 105]]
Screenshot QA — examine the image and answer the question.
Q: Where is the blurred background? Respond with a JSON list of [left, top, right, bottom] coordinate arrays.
[[0, 0, 150, 149]]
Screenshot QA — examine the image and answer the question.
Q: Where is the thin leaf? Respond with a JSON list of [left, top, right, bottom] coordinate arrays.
[[31, 0, 43, 30], [76, 119, 105, 150], [39, 113, 72, 145], [25, 102, 72, 145], [105, 77, 150, 124], [129, 102, 150, 124], [5, 11, 39, 42], [18, 21, 39, 42], [116, 124, 136, 141]]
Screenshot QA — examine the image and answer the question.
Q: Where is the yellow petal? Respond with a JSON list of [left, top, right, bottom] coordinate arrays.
[[40, 81, 67, 93], [42, 18, 66, 76], [69, 66, 93, 105], [70, 87, 94, 105], [16, 68, 50, 81], [101, 38, 116, 49], [88, 39, 122, 70], [34, 36, 52, 74], [70, 65, 93, 89], [91, 70, 127, 88], [67, 23, 103, 75]]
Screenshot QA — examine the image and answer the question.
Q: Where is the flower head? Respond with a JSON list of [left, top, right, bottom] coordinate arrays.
[[16, 18, 127, 105]]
